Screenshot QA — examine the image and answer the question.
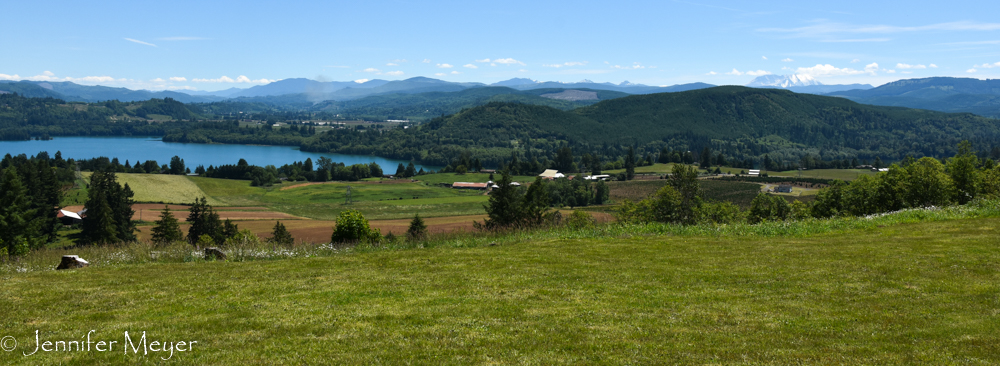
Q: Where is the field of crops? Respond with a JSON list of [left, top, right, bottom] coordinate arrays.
[[700, 179, 763, 208]]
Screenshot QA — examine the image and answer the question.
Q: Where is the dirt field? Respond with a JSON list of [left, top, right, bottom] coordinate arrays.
[[133, 210, 614, 244], [280, 179, 414, 191]]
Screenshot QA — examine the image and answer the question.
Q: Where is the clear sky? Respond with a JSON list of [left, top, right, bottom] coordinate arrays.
[[2, 0, 998, 91]]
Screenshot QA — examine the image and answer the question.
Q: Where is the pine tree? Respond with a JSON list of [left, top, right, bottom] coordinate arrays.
[[481, 171, 525, 230], [0, 169, 39, 255], [406, 214, 428, 241], [81, 171, 133, 244], [269, 221, 293, 245], [625, 146, 636, 180], [150, 205, 183, 245], [187, 197, 223, 245], [405, 162, 417, 177]]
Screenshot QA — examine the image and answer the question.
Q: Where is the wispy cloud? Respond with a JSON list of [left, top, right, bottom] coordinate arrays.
[[192, 75, 274, 83], [820, 38, 891, 42], [354, 79, 369, 83], [706, 71, 718, 75], [795, 63, 879, 76], [896, 63, 927, 69], [475, 58, 491, 63], [386, 63, 398, 66], [124, 38, 157, 47], [436, 63, 453, 68], [782, 58, 794, 62], [434, 72, 446, 76], [762, 56, 768, 60], [543, 61, 588, 68], [975, 61, 1000, 68], [967, 68, 978, 73], [726, 68, 771, 76], [422, 59, 431, 63], [362, 68, 380, 73], [463, 64, 478, 69], [324, 65, 350, 68], [612, 63, 646, 70], [493, 58, 525, 65], [158, 37, 207, 41], [450, 71, 460, 75], [169, 77, 187, 82], [384, 71, 404, 76], [0, 70, 118, 83], [760, 20, 1000, 38]]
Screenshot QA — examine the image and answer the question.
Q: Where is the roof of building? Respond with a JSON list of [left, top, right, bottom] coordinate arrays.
[[539, 169, 560, 178], [57, 209, 82, 220], [452, 182, 489, 189]]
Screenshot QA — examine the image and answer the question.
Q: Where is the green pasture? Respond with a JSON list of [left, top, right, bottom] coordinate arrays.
[[190, 176, 488, 220], [414, 172, 536, 185], [2, 215, 999, 364]]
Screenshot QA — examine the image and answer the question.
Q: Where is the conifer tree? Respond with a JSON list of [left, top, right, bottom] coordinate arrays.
[[269, 221, 294, 245], [187, 197, 223, 245], [406, 214, 428, 241], [625, 146, 636, 180], [0, 169, 39, 255], [150, 205, 183, 245], [81, 171, 134, 244]]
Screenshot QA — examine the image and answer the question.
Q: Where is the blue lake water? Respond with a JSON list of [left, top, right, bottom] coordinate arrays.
[[0, 136, 437, 171]]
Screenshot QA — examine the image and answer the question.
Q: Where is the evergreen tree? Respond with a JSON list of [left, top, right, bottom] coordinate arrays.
[[625, 146, 636, 180], [150, 205, 183, 245], [0, 169, 39, 255], [268, 221, 294, 245], [187, 197, 223, 245], [669, 163, 702, 224], [169, 155, 185, 175], [81, 171, 135, 244], [223, 219, 239, 241], [481, 171, 524, 230], [405, 162, 417, 177], [948, 140, 980, 204], [395, 163, 406, 177], [699, 147, 713, 168], [406, 214, 428, 241]]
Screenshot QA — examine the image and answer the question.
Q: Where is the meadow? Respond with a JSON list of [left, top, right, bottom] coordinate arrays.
[[3, 203, 999, 364]]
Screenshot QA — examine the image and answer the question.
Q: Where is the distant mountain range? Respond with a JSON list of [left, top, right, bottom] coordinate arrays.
[[746, 74, 873, 94], [3, 75, 998, 119], [827, 77, 1000, 118]]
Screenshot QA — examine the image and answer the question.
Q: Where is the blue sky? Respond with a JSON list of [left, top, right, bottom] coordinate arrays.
[[1, 0, 998, 91]]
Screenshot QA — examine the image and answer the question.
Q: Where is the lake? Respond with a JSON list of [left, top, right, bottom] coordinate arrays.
[[0, 136, 437, 171]]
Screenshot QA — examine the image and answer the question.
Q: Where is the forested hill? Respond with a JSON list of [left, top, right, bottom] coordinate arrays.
[[572, 86, 1000, 149], [0, 94, 199, 140], [382, 86, 1000, 164], [5, 86, 1000, 168]]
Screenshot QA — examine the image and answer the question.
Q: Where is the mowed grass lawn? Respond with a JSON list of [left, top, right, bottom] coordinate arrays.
[[2, 218, 999, 364]]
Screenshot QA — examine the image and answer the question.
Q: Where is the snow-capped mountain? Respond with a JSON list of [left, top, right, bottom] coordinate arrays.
[[746, 74, 821, 88]]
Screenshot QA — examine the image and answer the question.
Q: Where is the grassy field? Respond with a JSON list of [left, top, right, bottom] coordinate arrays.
[[80, 172, 219, 205], [414, 172, 537, 185], [2, 214, 999, 364], [188, 176, 491, 220]]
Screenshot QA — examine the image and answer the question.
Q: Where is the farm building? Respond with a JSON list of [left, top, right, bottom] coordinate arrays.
[[452, 182, 489, 190], [775, 184, 793, 193], [539, 169, 566, 179], [56, 209, 84, 225]]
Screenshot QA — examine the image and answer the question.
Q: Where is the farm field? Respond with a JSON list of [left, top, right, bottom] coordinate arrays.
[[609, 178, 766, 207], [768, 168, 876, 181], [3, 217, 999, 364], [80, 172, 220, 205]]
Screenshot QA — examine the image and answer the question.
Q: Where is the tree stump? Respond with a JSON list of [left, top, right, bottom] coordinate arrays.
[[56, 255, 90, 270], [204, 247, 227, 261]]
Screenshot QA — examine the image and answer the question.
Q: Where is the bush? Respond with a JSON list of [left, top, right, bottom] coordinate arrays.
[[748, 193, 790, 224], [565, 210, 596, 229], [698, 201, 745, 224], [331, 210, 381, 244]]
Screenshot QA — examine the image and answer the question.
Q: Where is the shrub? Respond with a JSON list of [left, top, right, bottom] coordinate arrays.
[[698, 201, 745, 224], [331, 210, 381, 244], [566, 210, 596, 229], [748, 193, 790, 224]]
